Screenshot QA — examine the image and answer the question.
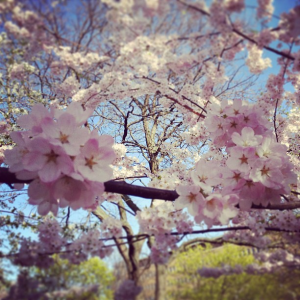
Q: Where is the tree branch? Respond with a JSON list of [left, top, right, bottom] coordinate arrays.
[[177, 0, 295, 61], [0, 167, 299, 210]]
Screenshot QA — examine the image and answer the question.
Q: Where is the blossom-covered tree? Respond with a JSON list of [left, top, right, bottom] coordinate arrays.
[[0, 0, 299, 299]]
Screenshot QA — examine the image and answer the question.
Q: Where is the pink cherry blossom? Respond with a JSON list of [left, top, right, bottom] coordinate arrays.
[[23, 138, 73, 182], [74, 135, 115, 182], [53, 176, 105, 210], [54, 102, 93, 126], [219, 194, 239, 225], [4, 131, 30, 173], [202, 194, 224, 219], [238, 181, 265, 210], [100, 216, 123, 238], [232, 127, 262, 147], [17, 103, 53, 136], [28, 179, 59, 216], [4, 103, 116, 216], [175, 185, 205, 216], [191, 159, 225, 187], [41, 113, 90, 155], [226, 146, 256, 173], [222, 168, 246, 190], [246, 44, 272, 74], [256, 136, 287, 158], [250, 157, 284, 189]]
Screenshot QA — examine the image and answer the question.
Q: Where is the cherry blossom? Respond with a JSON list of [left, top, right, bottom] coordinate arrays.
[[231, 127, 263, 147], [226, 146, 256, 173], [4, 103, 116, 215], [0, 0, 300, 296], [23, 138, 74, 182], [246, 44, 272, 74], [175, 185, 205, 216], [100, 216, 123, 238], [74, 135, 115, 182], [17, 104, 54, 136], [41, 113, 90, 156]]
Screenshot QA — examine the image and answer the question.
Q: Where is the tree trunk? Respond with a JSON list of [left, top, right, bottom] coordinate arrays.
[[154, 264, 166, 300]]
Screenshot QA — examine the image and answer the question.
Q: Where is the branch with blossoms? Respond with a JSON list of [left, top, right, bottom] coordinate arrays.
[[177, 0, 295, 61], [2, 221, 299, 259], [1, 1, 300, 299], [138, 76, 207, 116], [1, 167, 299, 211], [2, 221, 300, 272], [1, 96, 299, 224]]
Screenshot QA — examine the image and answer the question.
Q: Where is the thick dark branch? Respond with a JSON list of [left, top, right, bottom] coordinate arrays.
[[0, 168, 33, 185], [105, 179, 178, 201]]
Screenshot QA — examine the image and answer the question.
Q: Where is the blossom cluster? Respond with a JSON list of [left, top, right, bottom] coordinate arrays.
[[52, 75, 80, 99], [206, 100, 296, 205], [223, 229, 271, 248], [175, 99, 297, 228], [9, 62, 36, 80], [176, 183, 239, 228], [4, 103, 116, 215], [4, 5, 53, 58], [278, 5, 300, 42], [137, 202, 193, 263], [14, 218, 113, 268], [256, 0, 274, 20], [49, 46, 109, 74], [235, 209, 300, 238], [14, 218, 64, 268], [137, 202, 193, 237], [62, 229, 112, 264], [246, 44, 272, 74], [100, 216, 123, 238], [224, 0, 245, 13]]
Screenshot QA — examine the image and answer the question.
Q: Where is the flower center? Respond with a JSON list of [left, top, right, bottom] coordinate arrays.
[[232, 172, 241, 182], [239, 154, 248, 164], [187, 193, 197, 203], [45, 150, 59, 163], [260, 165, 270, 176], [85, 156, 97, 169], [59, 132, 69, 144]]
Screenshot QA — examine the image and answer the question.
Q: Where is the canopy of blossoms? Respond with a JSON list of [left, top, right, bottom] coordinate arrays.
[[0, 0, 299, 298]]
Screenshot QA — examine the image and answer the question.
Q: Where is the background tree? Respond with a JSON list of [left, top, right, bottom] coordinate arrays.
[[30, 256, 114, 300], [169, 243, 300, 300], [2, 256, 114, 300]]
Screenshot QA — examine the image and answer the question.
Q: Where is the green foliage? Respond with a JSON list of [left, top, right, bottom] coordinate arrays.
[[30, 256, 114, 300], [168, 244, 300, 300]]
